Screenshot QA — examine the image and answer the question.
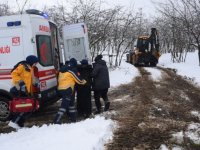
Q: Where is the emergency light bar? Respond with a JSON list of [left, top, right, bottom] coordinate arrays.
[[7, 21, 21, 27], [26, 9, 49, 19]]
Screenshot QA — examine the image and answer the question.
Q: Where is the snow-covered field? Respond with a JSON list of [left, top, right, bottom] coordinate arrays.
[[1, 51, 200, 150], [159, 51, 200, 87]]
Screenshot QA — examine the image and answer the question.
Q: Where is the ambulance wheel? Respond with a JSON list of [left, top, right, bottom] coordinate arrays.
[[0, 97, 10, 121]]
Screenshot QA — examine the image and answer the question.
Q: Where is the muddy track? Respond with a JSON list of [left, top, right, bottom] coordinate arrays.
[[106, 67, 200, 150]]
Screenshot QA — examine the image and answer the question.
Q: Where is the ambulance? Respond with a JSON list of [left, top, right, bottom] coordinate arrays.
[[0, 9, 61, 121], [62, 23, 91, 64]]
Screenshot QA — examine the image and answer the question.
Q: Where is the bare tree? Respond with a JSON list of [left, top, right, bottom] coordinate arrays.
[[38, 0, 146, 66], [15, 0, 29, 14], [155, 0, 200, 65], [0, 2, 13, 16]]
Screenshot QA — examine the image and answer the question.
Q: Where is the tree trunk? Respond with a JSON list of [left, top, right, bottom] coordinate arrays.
[[198, 47, 200, 66]]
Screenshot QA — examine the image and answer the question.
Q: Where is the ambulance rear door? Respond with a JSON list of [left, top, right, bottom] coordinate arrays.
[[63, 23, 91, 64], [31, 16, 58, 102]]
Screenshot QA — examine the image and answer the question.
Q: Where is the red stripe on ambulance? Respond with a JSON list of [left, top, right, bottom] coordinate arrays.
[[0, 77, 11, 80], [38, 69, 56, 78], [0, 69, 11, 75], [40, 76, 56, 82]]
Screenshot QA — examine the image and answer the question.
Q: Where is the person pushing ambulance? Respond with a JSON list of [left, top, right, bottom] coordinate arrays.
[[54, 58, 86, 124]]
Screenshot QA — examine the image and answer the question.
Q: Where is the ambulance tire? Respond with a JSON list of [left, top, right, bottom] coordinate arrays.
[[0, 97, 11, 122]]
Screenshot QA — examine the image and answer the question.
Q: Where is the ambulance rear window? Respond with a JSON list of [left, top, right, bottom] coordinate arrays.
[[36, 35, 53, 66]]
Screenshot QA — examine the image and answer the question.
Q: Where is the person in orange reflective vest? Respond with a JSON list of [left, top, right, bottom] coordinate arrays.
[[54, 58, 86, 124], [8, 55, 39, 129]]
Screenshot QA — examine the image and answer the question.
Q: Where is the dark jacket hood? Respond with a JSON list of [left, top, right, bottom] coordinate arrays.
[[59, 65, 69, 73], [96, 59, 106, 66], [26, 55, 38, 66]]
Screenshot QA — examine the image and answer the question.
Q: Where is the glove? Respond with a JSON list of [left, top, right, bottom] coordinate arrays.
[[10, 86, 19, 96], [18, 80, 25, 87], [82, 79, 87, 85], [21, 85, 27, 92], [18, 80, 26, 92]]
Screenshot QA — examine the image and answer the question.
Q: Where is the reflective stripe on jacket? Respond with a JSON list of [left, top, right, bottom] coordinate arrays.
[[11, 63, 33, 93], [58, 70, 85, 90]]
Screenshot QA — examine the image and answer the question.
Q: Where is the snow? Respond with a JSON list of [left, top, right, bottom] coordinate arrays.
[[159, 144, 183, 150], [109, 59, 140, 87], [172, 131, 184, 144], [158, 51, 200, 86], [191, 111, 200, 119], [0, 116, 116, 150], [144, 67, 162, 81], [159, 144, 169, 150], [185, 123, 200, 144], [1, 50, 200, 149]]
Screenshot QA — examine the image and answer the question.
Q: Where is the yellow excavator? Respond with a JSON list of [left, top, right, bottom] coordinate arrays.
[[127, 28, 160, 67]]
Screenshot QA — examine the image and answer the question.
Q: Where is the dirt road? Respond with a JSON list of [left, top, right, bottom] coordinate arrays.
[[1, 66, 200, 149], [106, 67, 200, 150]]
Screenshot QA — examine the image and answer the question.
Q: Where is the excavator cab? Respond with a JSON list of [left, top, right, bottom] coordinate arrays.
[[137, 36, 149, 53], [127, 28, 160, 67]]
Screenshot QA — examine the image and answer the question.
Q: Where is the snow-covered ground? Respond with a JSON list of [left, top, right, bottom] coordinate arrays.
[[1, 51, 200, 150], [159, 51, 200, 87], [0, 116, 115, 150], [109, 60, 139, 87]]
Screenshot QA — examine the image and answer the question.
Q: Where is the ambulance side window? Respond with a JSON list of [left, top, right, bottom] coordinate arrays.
[[36, 35, 53, 66]]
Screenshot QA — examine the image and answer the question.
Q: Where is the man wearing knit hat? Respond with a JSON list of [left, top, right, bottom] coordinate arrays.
[[8, 55, 39, 129], [54, 58, 87, 124]]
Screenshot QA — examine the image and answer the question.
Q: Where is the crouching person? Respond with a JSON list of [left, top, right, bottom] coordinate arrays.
[[54, 58, 86, 124], [8, 55, 39, 129]]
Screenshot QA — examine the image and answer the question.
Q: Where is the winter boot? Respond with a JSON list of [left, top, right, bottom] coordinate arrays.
[[8, 121, 21, 130], [17, 117, 26, 127], [95, 108, 102, 114], [69, 111, 77, 123], [104, 101, 110, 111], [54, 108, 66, 124]]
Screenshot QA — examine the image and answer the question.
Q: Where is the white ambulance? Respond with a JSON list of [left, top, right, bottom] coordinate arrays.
[[62, 23, 91, 64], [0, 10, 61, 121]]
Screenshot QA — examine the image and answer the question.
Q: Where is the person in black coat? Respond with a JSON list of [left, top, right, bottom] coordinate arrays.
[[92, 55, 110, 114], [77, 59, 92, 118]]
